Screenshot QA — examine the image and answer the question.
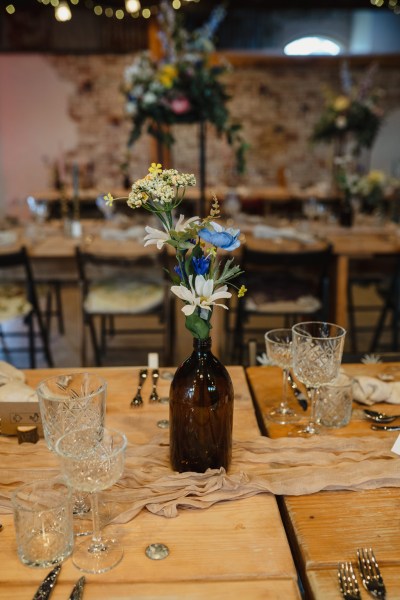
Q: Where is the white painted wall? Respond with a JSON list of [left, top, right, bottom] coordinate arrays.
[[0, 54, 78, 218], [370, 109, 400, 177]]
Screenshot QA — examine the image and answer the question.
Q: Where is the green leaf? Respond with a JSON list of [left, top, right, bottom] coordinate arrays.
[[185, 313, 211, 339]]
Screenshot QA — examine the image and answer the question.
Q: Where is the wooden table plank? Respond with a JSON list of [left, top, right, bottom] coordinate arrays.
[[246, 362, 400, 600]]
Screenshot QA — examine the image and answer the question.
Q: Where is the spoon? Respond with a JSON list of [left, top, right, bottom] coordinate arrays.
[[363, 408, 400, 424]]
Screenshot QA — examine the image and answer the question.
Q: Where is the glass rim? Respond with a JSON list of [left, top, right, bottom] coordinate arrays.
[[55, 426, 127, 460], [36, 371, 107, 400], [292, 320, 346, 340], [265, 328, 293, 339], [11, 477, 71, 512]]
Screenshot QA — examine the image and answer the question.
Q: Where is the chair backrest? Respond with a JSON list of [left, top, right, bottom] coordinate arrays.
[[0, 246, 39, 309], [240, 242, 333, 316]]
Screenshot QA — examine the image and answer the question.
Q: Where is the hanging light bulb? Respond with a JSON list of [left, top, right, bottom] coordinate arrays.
[[125, 0, 140, 13], [55, 1, 72, 21]]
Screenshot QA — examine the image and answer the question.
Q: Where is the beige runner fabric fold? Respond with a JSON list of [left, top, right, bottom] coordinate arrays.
[[1, 433, 399, 519]]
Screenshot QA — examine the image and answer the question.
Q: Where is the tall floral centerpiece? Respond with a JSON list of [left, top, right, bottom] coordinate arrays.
[[312, 63, 384, 157], [105, 163, 246, 473], [122, 0, 247, 212]]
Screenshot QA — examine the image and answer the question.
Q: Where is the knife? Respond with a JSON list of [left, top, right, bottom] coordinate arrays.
[[32, 564, 61, 600], [371, 424, 400, 431], [68, 576, 86, 600]]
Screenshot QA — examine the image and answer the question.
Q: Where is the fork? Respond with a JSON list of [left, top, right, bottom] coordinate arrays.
[[357, 548, 387, 599], [338, 561, 362, 600], [149, 369, 160, 403], [131, 369, 148, 407]]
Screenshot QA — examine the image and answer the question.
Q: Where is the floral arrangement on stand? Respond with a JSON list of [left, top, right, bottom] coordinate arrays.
[[122, 1, 247, 174], [105, 163, 246, 340], [335, 156, 399, 218], [311, 62, 384, 155]]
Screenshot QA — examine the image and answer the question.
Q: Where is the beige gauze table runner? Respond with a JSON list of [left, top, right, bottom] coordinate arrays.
[[1, 431, 399, 521]]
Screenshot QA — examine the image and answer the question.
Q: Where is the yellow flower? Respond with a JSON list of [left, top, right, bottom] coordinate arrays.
[[367, 170, 385, 185], [104, 192, 114, 206], [158, 64, 178, 88], [238, 285, 247, 298], [333, 95, 351, 112], [149, 163, 163, 175]]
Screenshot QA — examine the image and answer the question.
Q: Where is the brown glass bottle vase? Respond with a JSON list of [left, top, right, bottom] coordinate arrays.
[[169, 337, 234, 473]]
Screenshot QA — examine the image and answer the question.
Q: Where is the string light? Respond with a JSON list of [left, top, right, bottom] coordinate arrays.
[[3, 0, 200, 20], [55, 1, 72, 20]]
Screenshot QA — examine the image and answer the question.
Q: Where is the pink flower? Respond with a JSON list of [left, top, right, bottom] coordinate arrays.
[[170, 96, 191, 115]]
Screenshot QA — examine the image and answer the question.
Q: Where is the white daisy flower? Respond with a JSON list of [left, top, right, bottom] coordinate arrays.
[[143, 226, 169, 249], [171, 275, 231, 316]]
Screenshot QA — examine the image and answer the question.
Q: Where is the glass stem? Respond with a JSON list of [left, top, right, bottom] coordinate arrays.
[[281, 368, 289, 408], [89, 493, 106, 553], [308, 387, 318, 428]]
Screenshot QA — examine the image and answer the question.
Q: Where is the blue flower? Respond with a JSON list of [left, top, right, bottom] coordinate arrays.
[[174, 265, 183, 279], [199, 222, 241, 251], [192, 256, 210, 275]]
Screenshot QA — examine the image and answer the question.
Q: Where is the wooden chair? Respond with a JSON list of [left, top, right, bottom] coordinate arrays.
[[75, 247, 174, 366], [230, 242, 332, 364], [346, 254, 400, 353], [0, 247, 54, 368]]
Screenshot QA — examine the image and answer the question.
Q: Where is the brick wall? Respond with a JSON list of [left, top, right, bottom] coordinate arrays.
[[48, 54, 400, 191]]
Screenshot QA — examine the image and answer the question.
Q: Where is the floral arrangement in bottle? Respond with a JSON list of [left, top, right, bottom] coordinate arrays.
[[105, 163, 246, 340], [122, 1, 247, 173], [312, 62, 384, 154]]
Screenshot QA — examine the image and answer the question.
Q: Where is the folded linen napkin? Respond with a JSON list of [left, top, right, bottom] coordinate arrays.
[[0, 360, 25, 385], [352, 375, 400, 405], [2, 432, 398, 521], [0, 360, 37, 403], [252, 224, 315, 244]]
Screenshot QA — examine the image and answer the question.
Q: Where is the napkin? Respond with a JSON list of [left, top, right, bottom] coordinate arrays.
[[0, 230, 17, 246], [0, 361, 37, 403], [0, 360, 25, 385], [0, 381, 38, 403], [352, 375, 400, 405], [252, 224, 315, 244]]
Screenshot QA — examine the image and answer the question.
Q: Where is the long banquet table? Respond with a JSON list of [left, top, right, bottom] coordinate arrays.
[[246, 362, 400, 600], [0, 366, 301, 600], [3, 218, 400, 331]]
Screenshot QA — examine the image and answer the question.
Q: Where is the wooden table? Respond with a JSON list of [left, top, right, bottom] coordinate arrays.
[[246, 362, 400, 600], [0, 366, 301, 599]]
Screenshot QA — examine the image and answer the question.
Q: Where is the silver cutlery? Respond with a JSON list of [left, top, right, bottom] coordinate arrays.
[[68, 576, 86, 600], [371, 424, 400, 431], [357, 548, 386, 599], [131, 368, 148, 407], [32, 564, 61, 600], [149, 369, 160, 402], [338, 561, 361, 600], [364, 408, 400, 424]]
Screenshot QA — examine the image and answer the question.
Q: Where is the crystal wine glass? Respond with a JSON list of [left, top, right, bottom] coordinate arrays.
[[55, 426, 127, 574], [36, 372, 107, 534], [264, 328, 299, 424], [291, 321, 346, 436]]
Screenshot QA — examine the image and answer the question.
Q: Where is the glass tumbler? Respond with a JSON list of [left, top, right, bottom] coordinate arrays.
[[12, 478, 73, 568]]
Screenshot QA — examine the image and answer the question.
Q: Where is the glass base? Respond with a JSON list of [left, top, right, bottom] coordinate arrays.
[[295, 421, 320, 437], [267, 405, 300, 425], [72, 537, 123, 573]]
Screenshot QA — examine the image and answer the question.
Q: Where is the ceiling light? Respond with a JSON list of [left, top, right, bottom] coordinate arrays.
[[55, 1, 72, 21], [284, 36, 341, 56], [125, 0, 140, 13]]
